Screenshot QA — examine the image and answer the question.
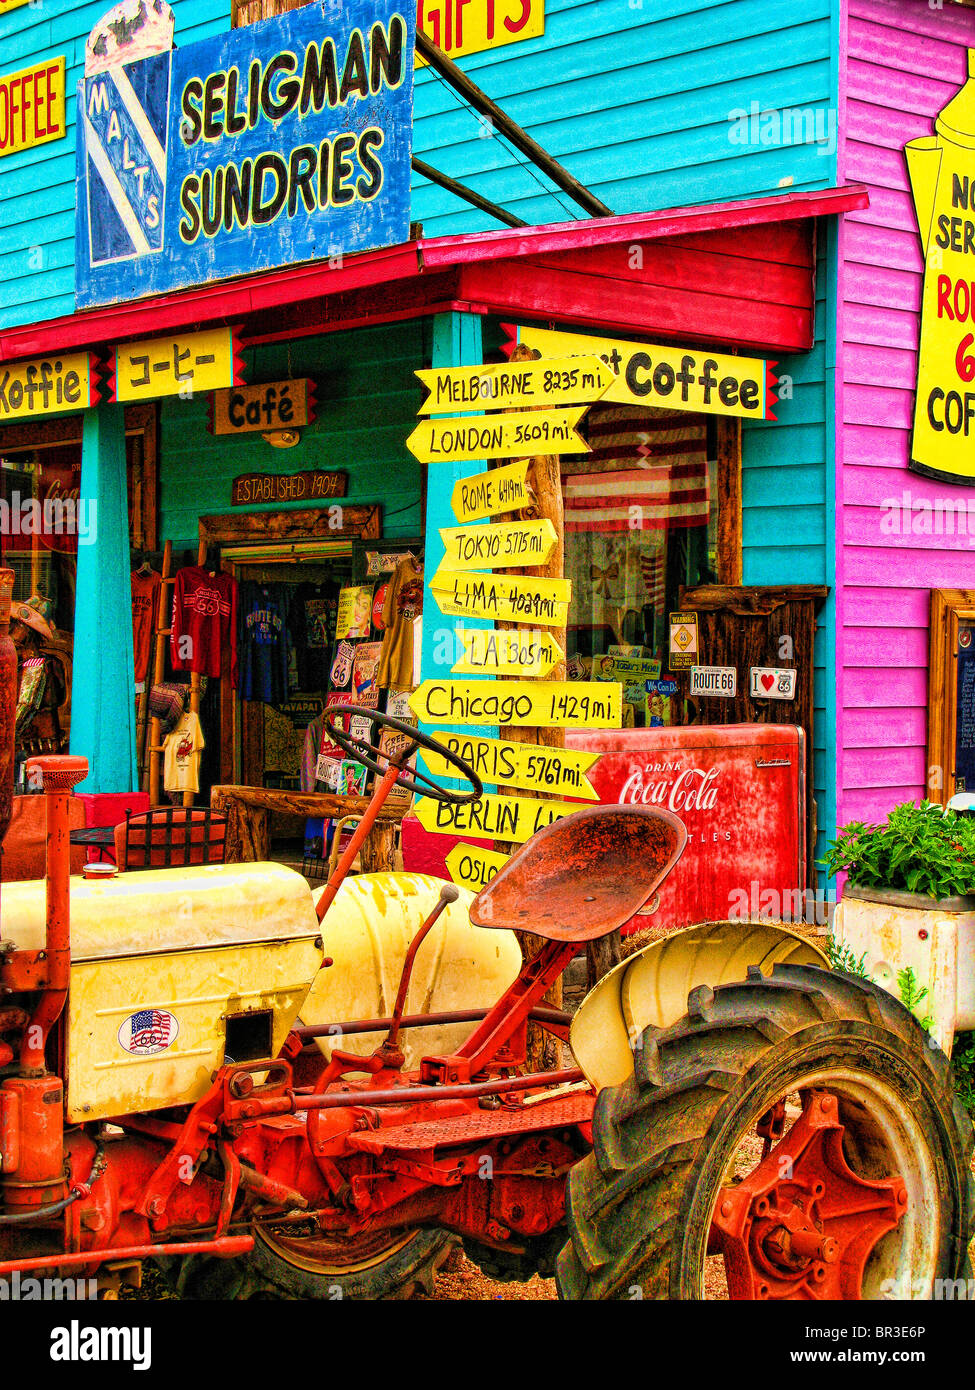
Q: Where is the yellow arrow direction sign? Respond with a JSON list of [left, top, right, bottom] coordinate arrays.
[[452, 628, 563, 678], [430, 569, 570, 628], [451, 460, 533, 524], [423, 733, 599, 800], [444, 843, 509, 892], [409, 680, 622, 729], [406, 407, 589, 464], [439, 519, 558, 572], [416, 355, 614, 415], [415, 792, 582, 843]]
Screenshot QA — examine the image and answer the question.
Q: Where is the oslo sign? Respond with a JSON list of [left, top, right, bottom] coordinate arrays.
[[75, 0, 415, 309]]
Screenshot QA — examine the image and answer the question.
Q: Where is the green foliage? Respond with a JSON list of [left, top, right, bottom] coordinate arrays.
[[825, 938, 871, 978], [951, 1033, 975, 1119], [896, 966, 934, 1033], [822, 801, 975, 902]]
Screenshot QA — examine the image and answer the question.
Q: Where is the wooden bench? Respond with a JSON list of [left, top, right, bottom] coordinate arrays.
[[209, 785, 406, 872]]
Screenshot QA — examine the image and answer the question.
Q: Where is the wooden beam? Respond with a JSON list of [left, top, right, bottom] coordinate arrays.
[[412, 157, 528, 229], [415, 28, 613, 220]]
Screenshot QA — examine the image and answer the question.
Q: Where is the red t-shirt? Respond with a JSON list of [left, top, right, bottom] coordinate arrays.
[[170, 566, 238, 687], [130, 568, 161, 683]]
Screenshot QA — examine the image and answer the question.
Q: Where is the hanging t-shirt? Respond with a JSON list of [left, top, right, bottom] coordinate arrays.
[[163, 710, 204, 793], [376, 557, 423, 691], [130, 568, 161, 684], [289, 581, 339, 692], [171, 567, 238, 687], [239, 581, 291, 703]]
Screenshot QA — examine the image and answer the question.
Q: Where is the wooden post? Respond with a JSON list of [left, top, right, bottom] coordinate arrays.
[[492, 345, 568, 1070]]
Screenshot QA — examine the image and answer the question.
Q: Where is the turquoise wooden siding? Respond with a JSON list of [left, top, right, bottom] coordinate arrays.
[[741, 232, 836, 880], [1, 0, 840, 330], [412, 0, 838, 234], [0, 0, 230, 331], [159, 321, 426, 545]]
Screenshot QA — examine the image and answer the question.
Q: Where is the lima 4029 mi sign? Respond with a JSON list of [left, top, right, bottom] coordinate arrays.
[[75, 0, 415, 309]]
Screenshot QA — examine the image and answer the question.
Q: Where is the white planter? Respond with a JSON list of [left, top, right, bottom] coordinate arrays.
[[833, 883, 975, 1056]]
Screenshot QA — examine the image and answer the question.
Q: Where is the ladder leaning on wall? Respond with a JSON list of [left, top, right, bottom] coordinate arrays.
[[146, 538, 205, 808]]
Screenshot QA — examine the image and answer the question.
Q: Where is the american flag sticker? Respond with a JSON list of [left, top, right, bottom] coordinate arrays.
[[117, 1008, 179, 1056]]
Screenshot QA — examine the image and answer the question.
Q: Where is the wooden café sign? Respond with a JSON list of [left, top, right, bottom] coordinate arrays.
[[210, 379, 316, 435], [231, 470, 347, 505], [75, 0, 416, 309]]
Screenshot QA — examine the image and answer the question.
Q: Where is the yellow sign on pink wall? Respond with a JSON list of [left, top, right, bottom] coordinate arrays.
[[906, 50, 975, 484]]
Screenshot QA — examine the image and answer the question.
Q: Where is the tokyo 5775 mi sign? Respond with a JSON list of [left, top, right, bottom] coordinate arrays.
[[75, 0, 415, 308]]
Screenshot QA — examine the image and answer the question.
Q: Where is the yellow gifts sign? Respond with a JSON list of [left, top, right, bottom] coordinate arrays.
[[409, 679, 622, 728], [509, 325, 777, 420], [438, 519, 558, 571], [451, 460, 532, 523], [421, 732, 598, 798], [906, 51, 975, 484], [417, 0, 544, 64], [111, 327, 243, 403], [415, 791, 582, 843], [0, 353, 98, 421], [429, 568, 570, 627]]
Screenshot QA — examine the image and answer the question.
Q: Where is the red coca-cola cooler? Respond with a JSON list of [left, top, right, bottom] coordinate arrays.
[[402, 724, 805, 933]]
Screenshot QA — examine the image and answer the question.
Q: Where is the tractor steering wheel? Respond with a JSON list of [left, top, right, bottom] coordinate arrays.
[[323, 705, 482, 806]]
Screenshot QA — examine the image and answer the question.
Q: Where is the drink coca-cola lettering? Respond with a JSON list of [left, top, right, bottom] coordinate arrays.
[[618, 762, 720, 813]]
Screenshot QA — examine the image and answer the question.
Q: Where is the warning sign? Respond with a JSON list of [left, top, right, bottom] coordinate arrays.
[[669, 613, 699, 671]]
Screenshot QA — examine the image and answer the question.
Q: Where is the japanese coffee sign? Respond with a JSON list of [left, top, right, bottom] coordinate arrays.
[[75, 0, 416, 309], [906, 50, 975, 483]]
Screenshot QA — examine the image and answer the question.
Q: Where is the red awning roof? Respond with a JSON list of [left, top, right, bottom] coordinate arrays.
[[0, 185, 867, 362]]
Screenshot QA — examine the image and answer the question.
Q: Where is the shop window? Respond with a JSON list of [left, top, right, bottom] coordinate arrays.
[[0, 407, 158, 764], [563, 404, 719, 728], [928, 588, 975, 805], [232, 0, 313, 25]]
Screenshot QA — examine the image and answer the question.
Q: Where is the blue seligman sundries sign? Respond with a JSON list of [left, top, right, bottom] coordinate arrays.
[[75, 0, 415, 308]]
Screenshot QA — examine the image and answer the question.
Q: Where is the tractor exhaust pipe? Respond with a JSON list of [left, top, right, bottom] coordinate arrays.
[[18, 754, 88, 1074]]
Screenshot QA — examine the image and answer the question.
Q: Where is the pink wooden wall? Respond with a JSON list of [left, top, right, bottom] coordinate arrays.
[[836, 0, 975, 825]]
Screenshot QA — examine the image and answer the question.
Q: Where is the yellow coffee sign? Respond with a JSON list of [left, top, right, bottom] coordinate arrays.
[[417, 0, 544, 64], [417, 355, 612, 415], [453, 627, 563, 677], [439, 519, 558, 571], [0, 353, 97, 421], [430, 569, 570, 627], [906, 52, 975, 483], [0, 56, 65, 159], [451, 460, 532, 523], [444, 843, 509, 892], [511, 325, 775, 420], [409, 680, 622, 728], [415, 791, 581, 842], [422, 732, 598, 799], [406, 407, 588, 464], [112, 327, 242, 403]]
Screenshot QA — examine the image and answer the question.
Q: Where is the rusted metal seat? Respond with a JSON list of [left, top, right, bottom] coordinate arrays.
[[469, 805, 687, 943]]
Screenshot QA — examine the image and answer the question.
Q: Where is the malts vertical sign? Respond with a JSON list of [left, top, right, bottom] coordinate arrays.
[[75, 0, 416, 309]]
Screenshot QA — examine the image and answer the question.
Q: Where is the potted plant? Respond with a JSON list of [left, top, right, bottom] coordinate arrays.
[[824, 800, 975, 1054]]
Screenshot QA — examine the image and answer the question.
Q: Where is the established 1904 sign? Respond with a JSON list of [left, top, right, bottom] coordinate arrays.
[[75, 0, 416, 309]]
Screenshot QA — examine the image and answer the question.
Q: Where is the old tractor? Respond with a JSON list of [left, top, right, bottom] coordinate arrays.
[[0, 619, 971, 1299]]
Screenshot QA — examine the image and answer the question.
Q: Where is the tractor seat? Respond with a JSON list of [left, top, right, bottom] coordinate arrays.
[[469, 805, 687, 943]]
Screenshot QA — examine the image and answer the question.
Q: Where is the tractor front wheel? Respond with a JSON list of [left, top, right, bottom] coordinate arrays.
[[177, 1225, 453, 1300], [558, 964, 973, 1300]]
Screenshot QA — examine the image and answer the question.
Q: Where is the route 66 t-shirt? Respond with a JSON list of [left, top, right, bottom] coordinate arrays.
[[171, 567, 238, 688]]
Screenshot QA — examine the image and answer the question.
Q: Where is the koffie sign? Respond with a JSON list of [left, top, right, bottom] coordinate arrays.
[[75, 0, 416, 309]]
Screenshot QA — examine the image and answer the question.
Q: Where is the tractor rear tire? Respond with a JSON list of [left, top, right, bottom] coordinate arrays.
[[177, 1226, 454, 1300], [557, 964, 974, 1301]]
